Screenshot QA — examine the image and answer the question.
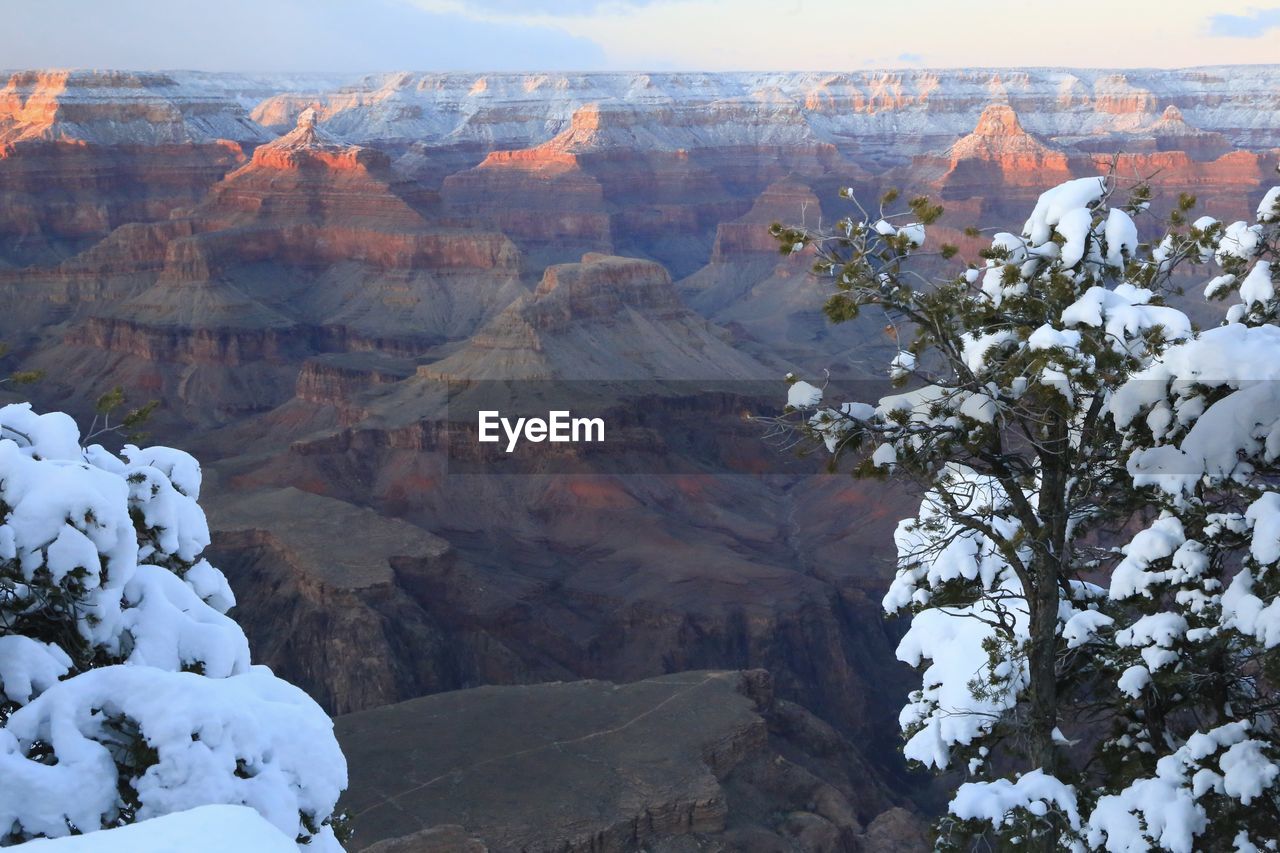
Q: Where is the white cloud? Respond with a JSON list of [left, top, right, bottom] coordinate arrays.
[[416, 0, 1280, 71], [0, 0, 608, 72], [2, 0, 1277, 71]]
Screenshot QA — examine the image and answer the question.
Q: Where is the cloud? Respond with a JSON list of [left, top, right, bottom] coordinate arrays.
[[0, 0, 1270, 73], [0, 0, 608, 72], [856, 51, 927, 68], [1208, 7, 1280, 37]]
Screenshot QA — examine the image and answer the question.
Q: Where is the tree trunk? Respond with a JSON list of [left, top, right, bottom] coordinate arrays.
[[1027, 421, 1070, 850], [1028, 566, 1060, 774], [1022, 561, 1062, 852]]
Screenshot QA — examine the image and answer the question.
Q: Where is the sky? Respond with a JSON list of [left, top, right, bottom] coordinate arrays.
[[2, 0, 1279, 72]]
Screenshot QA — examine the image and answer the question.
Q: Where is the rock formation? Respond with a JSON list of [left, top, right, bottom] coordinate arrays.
[[0, 70, 267, 266], [680, 178, 899, 373], [421, 252, 770, 380], [1148, 104, 1234, 160], [906, 103, 1081, 214], [204, 487, 462, 714], [442, 103, 748, 275], [940, 103, 1073, 185], [255, 68, 1280, 158], [710, 177, 823, 262], [15, 107, 526, 421], [1096, 149, 1275, 221], [337, 670, 918, 852]]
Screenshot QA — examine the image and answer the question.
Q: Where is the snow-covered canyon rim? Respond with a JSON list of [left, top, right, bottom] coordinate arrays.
[[5, 66, 1280, 151]]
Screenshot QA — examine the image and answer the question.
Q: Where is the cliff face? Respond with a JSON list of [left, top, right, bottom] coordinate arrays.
[[441, 103, 748, 275], [202, 487, 483, 715], [0, 71, 271, 266], [0, 70, 268, 146], [441, 140, 613, 267], [932, 103, 1075, 191], [257, 67, 1280, 157], [294, 353, 416, 423], [0, 138, 248, 268], [338, 670, 925, 852], [711, 177, 823, 261], [420, 252, 769, 380], [13, 108, 526, 419]]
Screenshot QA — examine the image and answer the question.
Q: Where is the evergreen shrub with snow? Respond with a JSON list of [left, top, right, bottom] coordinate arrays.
[[778, 177, 1280, 850], [0, 404, 347, 850]]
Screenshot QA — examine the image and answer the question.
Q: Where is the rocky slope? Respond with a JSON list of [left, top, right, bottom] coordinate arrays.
[[202, 393, 922, 758], [338, 670, 926, 852], [203, 486, 465, 714], [0, 70, 267, 147], [420, 252, 772, 381], [678, 178, 895, 373], [441, 103, 755, 275], [15, 107, 526, 421], [258, 67, 1280, 159], [0, 70, 269, 266], [916, 103, 1076, 196]]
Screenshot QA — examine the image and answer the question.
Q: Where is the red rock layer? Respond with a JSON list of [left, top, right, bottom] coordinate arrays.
[[712, 178, 822, 262], [927, 104, 1076, 196], [16, 109, 527, 423], [0, 70, 268, 265], [441, 135, 611, 258], [442, 105, 753, 273], [1095, 149, 1277, 220], [0, 141, 247, 266]]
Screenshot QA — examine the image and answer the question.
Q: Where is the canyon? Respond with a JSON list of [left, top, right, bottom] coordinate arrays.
[[2, 66, 1278, 851]]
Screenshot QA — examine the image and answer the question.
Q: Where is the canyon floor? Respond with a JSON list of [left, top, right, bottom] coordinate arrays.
[[2, 67, 1278, 851]]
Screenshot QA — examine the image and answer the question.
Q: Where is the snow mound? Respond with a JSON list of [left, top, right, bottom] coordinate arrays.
[[11, 804, 297, 852]]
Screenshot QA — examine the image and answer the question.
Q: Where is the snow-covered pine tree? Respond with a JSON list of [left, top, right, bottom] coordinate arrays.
[[777, 177, 1280, 850], [1084, 186, 1280, 852], [0, 404, 347, 850]]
